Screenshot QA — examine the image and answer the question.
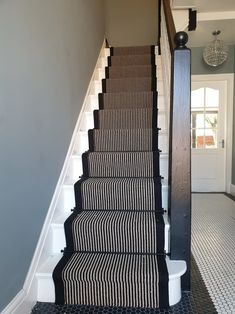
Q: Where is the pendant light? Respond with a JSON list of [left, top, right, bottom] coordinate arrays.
[[203, 30, 228, 67]]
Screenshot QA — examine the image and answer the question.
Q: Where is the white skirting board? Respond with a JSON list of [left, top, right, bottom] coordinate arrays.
[[230, 184, 235, 196]]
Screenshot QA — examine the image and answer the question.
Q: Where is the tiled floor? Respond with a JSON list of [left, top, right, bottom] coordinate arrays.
[[192, 193, 235, 314], [32, 193, 235, 313]]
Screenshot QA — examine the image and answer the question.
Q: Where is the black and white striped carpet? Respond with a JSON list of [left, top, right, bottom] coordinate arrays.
[[53, 45, 169, 309]]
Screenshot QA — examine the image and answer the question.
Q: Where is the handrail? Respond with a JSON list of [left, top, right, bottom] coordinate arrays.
[[162, 0, 176, 54]]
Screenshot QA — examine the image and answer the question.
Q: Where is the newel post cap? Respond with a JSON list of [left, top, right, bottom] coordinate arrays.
[[174, 31, 188, 49]]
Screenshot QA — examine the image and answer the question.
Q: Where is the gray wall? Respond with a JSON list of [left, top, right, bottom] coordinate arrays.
[[104, 0, 158, 47], [191, 45, 235, 185], [191, 46, 234, 75], [0, 0, 104, 310]]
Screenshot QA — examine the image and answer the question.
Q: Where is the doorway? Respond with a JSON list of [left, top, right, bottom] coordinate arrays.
[[191, 74, 234, 192]]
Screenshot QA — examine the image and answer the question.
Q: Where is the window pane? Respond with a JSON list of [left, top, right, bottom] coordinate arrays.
[[192, 88, 204, 108], [191, 112, 204, 128], [195, 129, 205, 148], [205, 113, 218, 128], [205, 129, 217, 148], [205, 88, 219, 107], [191, 129, 196, 148]]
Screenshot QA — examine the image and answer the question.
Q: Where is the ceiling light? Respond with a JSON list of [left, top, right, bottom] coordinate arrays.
[[203, 30, 228, 67]]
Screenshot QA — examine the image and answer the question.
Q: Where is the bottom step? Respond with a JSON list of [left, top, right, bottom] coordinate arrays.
[[36, 254, 186, 307]]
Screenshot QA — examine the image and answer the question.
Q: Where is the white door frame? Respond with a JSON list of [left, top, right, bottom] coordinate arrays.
[[191, 73, 234, 193]]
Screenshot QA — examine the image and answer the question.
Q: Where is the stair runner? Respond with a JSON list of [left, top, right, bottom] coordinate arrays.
[[53, 45, 169, 309]]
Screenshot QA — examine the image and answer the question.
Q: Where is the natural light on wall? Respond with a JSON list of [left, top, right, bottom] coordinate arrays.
[[191, 87, 219, 149]]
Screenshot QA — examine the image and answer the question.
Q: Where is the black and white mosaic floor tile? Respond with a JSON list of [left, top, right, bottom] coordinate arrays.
[[192, 193, 235, 314]]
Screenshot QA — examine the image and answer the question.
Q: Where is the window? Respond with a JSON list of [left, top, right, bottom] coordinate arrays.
[[191, 87, 219, 149]]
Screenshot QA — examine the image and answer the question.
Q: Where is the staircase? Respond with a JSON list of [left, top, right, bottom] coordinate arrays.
[[34, 44, 186, 311]]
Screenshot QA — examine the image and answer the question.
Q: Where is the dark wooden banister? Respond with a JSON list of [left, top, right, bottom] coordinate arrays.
[[160, 0, 192, 291], [162, 0, 176, 54]]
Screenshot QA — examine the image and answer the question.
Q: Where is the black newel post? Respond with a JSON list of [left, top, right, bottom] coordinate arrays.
[[169, 31, 192, 291]]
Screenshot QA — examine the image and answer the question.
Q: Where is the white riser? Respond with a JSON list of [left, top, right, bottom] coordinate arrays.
[[161, 153, 169, 179], [159, 131, 169, 154], [79, 112, 94, 131], [97, 58, 108, 69], [158, 111, 167, 131], [86, 95, 99, 111], [36, 254, 186, 306], [66, 155, 83, 181], [103, 48, 111, 58], [158, 95, 165, 110], [156, 55, 162, 66], [157, 68, 163, 80], [157, 80, 164, 95], [55, 184, 75, 214], [74, 131, 89, 155], [94, 68, 105, 81]]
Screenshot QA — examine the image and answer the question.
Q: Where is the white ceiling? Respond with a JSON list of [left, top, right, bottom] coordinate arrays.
[[172, 0, 235, 47]]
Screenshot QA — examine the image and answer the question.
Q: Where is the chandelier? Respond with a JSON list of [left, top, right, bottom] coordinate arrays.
[[203, 30, 228, 67]]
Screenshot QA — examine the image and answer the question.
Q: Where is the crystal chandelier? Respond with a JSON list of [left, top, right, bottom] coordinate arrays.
[[203, 30, 228, 67]]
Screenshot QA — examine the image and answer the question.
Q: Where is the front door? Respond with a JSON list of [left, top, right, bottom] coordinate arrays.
[[191, 79, 226, 192]]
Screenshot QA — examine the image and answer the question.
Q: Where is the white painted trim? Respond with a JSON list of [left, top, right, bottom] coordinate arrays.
[[171, 0, 196, 9], [2, 39, 107, 314], [230, 184, 235, 196], [198, 11, 235, 22], [191, 74, 234, 193], [172, 9, 188, 31], [1, 290, 29, 314]]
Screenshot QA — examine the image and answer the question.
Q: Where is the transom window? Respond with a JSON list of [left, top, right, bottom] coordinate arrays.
[[191, 87, 219, 149]]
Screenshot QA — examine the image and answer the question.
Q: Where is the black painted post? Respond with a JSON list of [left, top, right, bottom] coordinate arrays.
[[168, 32, 191, 291]]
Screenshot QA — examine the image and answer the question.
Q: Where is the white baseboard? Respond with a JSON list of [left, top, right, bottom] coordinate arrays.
[[2, 38, 106, 314], [230, 184, 235, 196], [1, 290, 29, 314]]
